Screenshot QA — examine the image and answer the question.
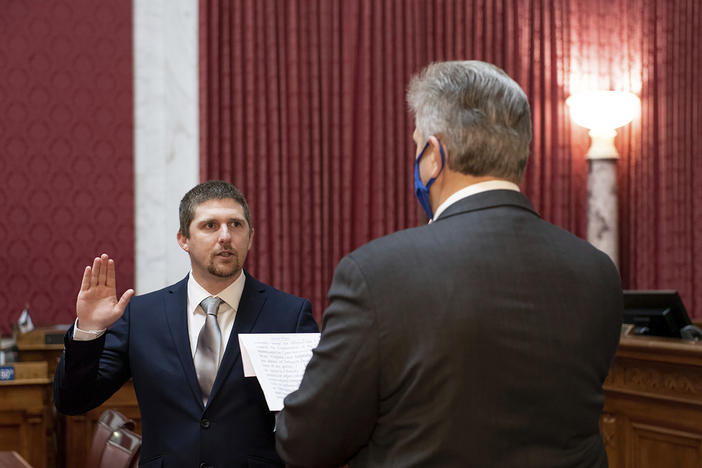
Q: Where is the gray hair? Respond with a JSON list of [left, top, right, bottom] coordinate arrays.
[[179, 180, 252, 237], [407, 61, 532, 183]]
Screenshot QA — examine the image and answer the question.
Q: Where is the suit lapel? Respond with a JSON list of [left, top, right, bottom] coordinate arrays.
[[163, 275, 204, 408], [208, 272, 267, 404]]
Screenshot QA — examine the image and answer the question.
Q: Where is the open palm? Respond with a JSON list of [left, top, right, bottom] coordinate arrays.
[[76, 254, 134, 331]]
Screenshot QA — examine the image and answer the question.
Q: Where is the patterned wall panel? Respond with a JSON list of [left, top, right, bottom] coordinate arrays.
[[0, 0, 133, 334]]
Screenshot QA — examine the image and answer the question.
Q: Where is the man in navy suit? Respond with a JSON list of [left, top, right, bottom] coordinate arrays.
[[54, 180, 318, 467]]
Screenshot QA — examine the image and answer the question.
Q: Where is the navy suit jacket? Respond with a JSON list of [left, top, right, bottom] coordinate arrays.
[[55, 272, 318, 468]]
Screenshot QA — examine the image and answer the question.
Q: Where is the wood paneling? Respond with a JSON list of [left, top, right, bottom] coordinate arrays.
[[602, 334, 702, 468], [0, 378, 50, 468]]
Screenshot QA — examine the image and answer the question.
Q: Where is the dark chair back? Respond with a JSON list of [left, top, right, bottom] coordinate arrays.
[[86, 409, 141, 468]]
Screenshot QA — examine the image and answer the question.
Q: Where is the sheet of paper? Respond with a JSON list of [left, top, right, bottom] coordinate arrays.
[[238, 333, 320, 411], [240, 337, 256, 377]]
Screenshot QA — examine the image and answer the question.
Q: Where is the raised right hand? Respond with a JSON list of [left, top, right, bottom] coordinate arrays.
[[76, 253, 135, 331]]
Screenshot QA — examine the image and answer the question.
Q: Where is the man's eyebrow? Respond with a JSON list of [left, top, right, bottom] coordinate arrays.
[[197, 216, 223, 223], [197, 216, 245, 223]]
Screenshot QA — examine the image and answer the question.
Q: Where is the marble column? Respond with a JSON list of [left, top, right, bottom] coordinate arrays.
[[133, 0, 199, 294], [587, 157, 619, 268]]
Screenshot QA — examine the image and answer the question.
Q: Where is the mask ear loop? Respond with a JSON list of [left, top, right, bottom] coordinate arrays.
[[414, 139, 448, 221], [416, 142, 430, 162], [426, 139, 446, 190], [436, 139, 446, 178]]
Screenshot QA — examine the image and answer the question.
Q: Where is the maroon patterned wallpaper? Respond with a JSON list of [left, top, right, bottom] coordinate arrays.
[[0, 0, 133, 334]]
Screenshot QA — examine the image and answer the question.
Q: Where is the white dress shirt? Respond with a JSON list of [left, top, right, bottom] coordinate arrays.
[[186, 271, 245, 364], [431, 180, 520, 222]]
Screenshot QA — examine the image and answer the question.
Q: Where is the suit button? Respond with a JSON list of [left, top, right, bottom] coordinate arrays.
[[199, 463, 209, 468], [200, 418, 210, 429]]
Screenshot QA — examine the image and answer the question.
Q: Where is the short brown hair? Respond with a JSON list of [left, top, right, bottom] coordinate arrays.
[[179, 181, 252, 237]]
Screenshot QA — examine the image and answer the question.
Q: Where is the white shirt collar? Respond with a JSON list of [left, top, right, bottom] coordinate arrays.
[[431, 180, 520, 222], [187, 270, 246, 316]]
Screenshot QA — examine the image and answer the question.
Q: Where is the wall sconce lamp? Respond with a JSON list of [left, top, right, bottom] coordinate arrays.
[[566, 91, 641, 268]]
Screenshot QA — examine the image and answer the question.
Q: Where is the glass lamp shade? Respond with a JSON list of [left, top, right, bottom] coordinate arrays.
[[566, 91, 640, 134]]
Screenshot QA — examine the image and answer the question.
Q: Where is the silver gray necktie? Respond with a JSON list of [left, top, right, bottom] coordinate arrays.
[[195, 296, 223, 404]]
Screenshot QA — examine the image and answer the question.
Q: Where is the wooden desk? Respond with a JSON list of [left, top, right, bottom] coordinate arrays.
[[16, 326, 69, 381], [602, 334, 702, 468], [0, 451, 32, 468], [0, 364, 50, 468], [15, 328, 66, 467]]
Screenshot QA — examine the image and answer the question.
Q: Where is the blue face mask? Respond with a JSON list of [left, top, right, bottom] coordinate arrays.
[[414, 140, 446, 220]]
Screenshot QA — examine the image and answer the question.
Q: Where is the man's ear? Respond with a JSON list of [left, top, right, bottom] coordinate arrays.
[[177, 231, 189, 252], [426, 135, 445, 179]]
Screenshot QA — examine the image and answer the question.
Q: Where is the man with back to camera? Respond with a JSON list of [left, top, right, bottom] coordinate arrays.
[[54, 180, 318, 467], [275, 61, 622, 467]]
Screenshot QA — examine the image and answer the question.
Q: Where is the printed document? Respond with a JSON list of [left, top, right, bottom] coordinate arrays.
[[238, 333, 320, 411]]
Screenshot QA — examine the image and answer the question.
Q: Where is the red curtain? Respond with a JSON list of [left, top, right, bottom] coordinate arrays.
[[199, 0, 702, 322], [617, 0, 702, 319]]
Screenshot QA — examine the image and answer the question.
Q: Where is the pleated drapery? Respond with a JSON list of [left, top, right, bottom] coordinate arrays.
[[199, 0, 702, 322]]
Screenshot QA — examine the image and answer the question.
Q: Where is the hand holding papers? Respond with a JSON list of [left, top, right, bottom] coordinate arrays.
[[239, 333, 320, 411]]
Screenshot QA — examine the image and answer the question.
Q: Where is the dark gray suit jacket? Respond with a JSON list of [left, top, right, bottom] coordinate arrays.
[[276, 190, 622, 468]]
